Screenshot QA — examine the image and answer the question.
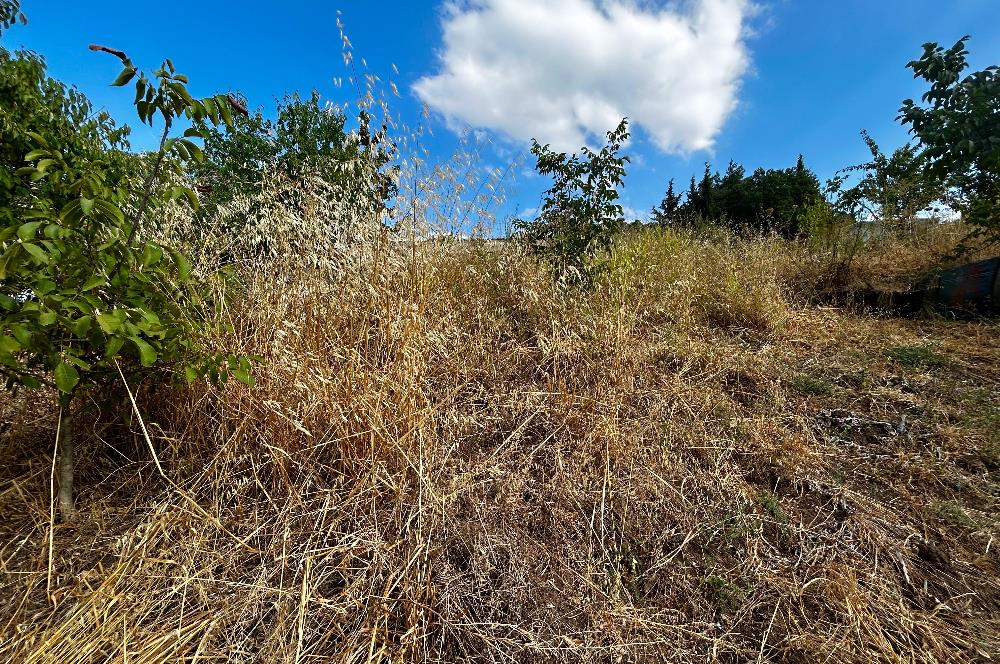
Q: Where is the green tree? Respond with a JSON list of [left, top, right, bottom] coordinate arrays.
[[717, 161, 750, 227], [190, 94, 279, 207], [832, 130, 941, 234], [671, 157, 821, 236], [1, 18, 132, 230], [191, 91, 396, 246], [698, 162, 718, 220], [650, 178, 681, 227], [1, 42, 251, 521], [681, 175, 699, 221], [516, 119, 631, 285], [0, 0, 23, 31], [899, 36, 999, 241], [745, 163, 821, 237]]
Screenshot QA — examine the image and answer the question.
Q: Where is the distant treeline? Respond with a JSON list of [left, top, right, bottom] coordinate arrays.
[[648, 156, 822, 238]]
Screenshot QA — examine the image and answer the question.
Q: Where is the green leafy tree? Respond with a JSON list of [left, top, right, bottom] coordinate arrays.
[[516, 119, 631, 285], [189, 94, 279, 207], [1, 12, 132, 229], [0, 0, 23, 31], [194, 91, 355, 203], [1, 42, 251, 521], [899, 36, 999, 241], [191, 91, 396, 243], [744, 162, 821, 237]]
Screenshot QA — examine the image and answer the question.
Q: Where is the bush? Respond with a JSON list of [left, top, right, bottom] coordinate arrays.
[[516, 119, 630, 286], [0, 43, 251, 520]]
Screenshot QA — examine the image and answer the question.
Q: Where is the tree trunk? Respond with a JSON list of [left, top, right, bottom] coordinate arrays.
[[57, 394, 76, 522]]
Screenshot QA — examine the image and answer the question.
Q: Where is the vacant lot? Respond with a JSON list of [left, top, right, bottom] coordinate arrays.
[[1, 230, 998, 663]]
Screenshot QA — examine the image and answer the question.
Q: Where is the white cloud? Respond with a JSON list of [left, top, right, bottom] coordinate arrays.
[[623, 205, 649, 221], [414, 0, 753, 154]]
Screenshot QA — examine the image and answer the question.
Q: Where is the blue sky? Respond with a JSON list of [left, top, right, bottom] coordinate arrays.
[[4, 1, 999, 230]]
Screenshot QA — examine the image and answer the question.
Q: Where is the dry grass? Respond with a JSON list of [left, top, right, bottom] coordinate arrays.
[[779, 220, 995, 300], [0, 227, 998, 663]]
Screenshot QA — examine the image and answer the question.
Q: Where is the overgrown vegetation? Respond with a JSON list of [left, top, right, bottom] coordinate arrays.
[[190, 90, 396, 252], [0, 4, 998, 663]]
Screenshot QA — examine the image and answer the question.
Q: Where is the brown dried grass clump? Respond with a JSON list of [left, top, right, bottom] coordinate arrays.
[[0, 228, 998, 663]]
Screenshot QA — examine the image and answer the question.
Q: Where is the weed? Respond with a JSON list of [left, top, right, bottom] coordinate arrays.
[[887, 344, 947, 368], [933, 500, 976, 529], [704, 575, 748, 614], [722, 515, 755, 549], [758, 490, 792, 539], [959, 387, 1000, 430], [789, 372, 834, 396], [602, 543, 643, 600], [980, 439, 1000, 469]]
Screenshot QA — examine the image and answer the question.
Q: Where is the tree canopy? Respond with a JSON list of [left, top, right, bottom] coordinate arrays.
[[190, 92, 396, 226], [899, 36, 1000, 240], [652, 157, 822, 237]]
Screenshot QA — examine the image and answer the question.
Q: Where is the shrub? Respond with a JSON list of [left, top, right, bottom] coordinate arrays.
[[829, 130, 943, 236], [0, 43, 251, 520], [516, 119, 630, 286]]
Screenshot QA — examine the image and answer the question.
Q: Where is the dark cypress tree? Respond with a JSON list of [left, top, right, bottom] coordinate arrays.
[[681, 175, 699, 218], [717, 160, 747, 228], [698, 162, 717, 220], [651, 178, 682, 226], [790, 154, 821, 235], [671, 155, 822, 236]]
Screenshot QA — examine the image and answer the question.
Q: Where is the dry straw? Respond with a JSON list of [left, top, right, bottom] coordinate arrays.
[[0, 23, 997, 664], [2, 216, 998, 662]]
